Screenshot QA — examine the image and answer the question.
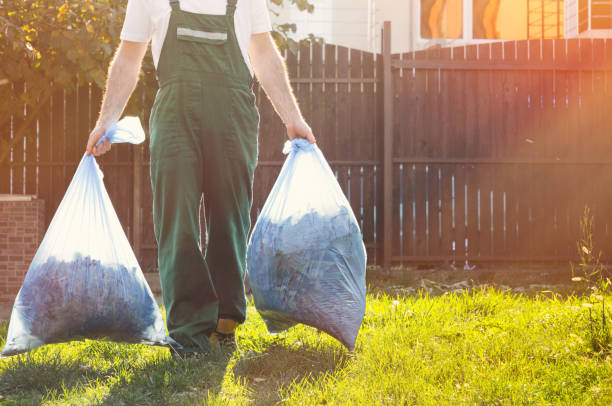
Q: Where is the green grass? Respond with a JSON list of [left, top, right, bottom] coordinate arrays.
[[1, 288, 611, 405]]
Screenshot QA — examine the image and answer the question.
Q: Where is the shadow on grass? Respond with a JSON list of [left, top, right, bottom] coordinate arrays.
[[232, 343, 348, 405], [98, 349, 232, 406], [0, 342, 232, 406]]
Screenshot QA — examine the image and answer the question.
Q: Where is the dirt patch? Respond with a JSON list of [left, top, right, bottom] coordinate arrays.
[[367, 262, 583, 296]]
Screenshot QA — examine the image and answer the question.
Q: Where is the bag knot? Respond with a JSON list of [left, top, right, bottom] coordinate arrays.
[[283, 138, 313, 155]]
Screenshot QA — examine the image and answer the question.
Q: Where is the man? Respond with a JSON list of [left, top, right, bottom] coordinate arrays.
[[86, 0, 315, 357]]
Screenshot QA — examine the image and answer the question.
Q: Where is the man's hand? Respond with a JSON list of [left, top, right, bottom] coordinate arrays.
[[86, 126, 112, 156], [287, 117, 316, 144]]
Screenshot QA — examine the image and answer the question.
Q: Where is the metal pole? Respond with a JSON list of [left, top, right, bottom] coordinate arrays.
[[382, 21, 393, 271]]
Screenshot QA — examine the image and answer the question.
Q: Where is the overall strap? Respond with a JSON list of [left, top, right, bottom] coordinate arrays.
[[226, 0, 238, 16], [169, 0, 179, 11]]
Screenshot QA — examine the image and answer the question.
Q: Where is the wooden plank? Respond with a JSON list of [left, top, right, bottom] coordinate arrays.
[[590, 40, 607, 253], [428, 164, 441, 256], [454, 163, 467, 264], [538, 40, 556, 257], [382, 22, 393, 269], [440, 164, 454, 262], [336, 46, 350, 203], [64, 83, 79, 171], [526, 40, 543, 259], [399, 53, 416, 158], [310, 42, 325, 152], [361, 51, 376, 257], [396, 61, 411, 259], [51, 89, 65, 215], [12, 81, 26, 194], [394, 163, 403, 258], [391, 58, 405, 260], [298, 42, 312, 134], [476, 43, 492, 257], [601, 39, 612, 254], [414, 164, 427, 257], [323, 44, 338, 162], [25, 91, 38, 195], [513, 41, 531, 257], [426, 47, 441, 158], [565, 39, 582, 249], [375, 54, 385, 264], [576, 39, 594, 256], [0, 82, 10, 193], [551, 39, 567, 257], [409, 48, 428, 259], [414, 51, 427, 159], [463, 45, 479, 258], [490, 42, 505, 257], [503, 42, 519, 256], [37, 92, 52, 224], [349, 49, 363, 226]]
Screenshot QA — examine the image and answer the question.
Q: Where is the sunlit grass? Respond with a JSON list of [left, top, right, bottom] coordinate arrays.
[[1, 288, 611, 405]]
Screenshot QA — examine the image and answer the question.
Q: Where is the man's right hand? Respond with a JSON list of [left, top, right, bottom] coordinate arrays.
[[85, 40, 148, 157], [86, 125, 112, 156]]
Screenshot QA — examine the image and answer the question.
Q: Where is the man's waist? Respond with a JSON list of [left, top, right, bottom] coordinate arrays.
[[158, 71, 254, 91]]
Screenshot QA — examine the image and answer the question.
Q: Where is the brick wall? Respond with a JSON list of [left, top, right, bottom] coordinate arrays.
[[0, 196, 45, 308]]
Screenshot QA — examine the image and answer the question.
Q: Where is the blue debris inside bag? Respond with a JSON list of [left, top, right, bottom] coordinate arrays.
[[247, 139, 367, 350], [1, 117, 177, 357]]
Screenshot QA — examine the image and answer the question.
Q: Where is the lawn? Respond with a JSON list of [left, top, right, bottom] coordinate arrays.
[[1, 287, 611, 405]]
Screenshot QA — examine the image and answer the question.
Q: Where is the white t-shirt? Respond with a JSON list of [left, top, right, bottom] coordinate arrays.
[[120, 0, 272, 76]]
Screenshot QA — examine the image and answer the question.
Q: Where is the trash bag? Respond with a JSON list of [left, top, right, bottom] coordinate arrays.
[[1, 117, 177, 357], [247, 138, 367, 350]]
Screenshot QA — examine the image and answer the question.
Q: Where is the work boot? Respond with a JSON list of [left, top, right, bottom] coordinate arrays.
[[210, 318, 238, 351]]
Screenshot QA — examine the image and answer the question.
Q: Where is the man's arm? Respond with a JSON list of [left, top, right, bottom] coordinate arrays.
[[249, 33, 316, 143], [86, 40, 148, 156]]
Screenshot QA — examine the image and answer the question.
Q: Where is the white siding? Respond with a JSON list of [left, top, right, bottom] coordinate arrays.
[[565, 0, 579, 37], [269, 0, 414, 53]]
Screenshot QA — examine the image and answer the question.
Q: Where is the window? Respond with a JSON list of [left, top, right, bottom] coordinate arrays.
[[591, 0, 612, 29], [472, 0, 564, 40], [420, 0, 464, 39], [579, 0, 590, 32], [578, 0, 612, 33]]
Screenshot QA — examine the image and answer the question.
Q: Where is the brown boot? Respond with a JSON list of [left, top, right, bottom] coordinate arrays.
[[210, 318, 238, 351]]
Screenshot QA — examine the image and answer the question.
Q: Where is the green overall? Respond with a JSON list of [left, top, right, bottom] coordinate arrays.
[[149, 0, 259, 353]]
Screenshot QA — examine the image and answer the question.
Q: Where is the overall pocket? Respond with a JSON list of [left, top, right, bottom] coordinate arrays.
[[177, 25, 231, 73]]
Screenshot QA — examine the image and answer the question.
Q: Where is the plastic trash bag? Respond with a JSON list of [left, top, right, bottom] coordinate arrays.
[[1, 117, 177, 357], [247, 138, 367, 350]]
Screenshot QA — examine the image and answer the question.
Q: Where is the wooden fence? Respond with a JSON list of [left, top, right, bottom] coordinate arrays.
[[0, 42, 384, 270], [382, 23, 612, 268], [3, 29, 612, 269]]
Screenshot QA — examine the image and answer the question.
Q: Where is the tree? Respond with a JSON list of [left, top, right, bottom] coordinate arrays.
[[0, 0, 314, 165], [0, 0, 125, 164]]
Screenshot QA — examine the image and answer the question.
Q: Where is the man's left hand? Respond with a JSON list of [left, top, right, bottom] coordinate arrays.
[[287, 118, 316, 144]]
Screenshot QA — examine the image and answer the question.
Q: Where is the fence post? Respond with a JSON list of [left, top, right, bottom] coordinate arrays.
[[382, 21, 393, 271], [132, 144, 142, 262]]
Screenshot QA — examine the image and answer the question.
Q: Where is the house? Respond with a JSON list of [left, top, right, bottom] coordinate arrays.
[[271, 0, 612, 54], [565, 0, 612, 38]]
